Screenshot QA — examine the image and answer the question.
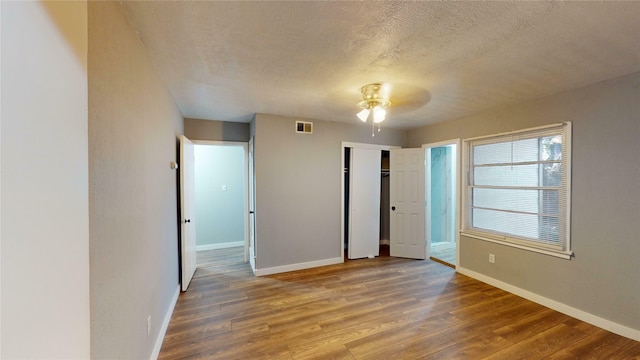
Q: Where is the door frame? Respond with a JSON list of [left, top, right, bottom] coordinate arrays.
[[248, 136, 256, 273], [192, 140, 250, 264], [340, 142, 400, 261], [422, 139, 461, 267]]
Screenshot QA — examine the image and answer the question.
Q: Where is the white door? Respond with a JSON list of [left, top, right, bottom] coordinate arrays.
[[248, 136, 256, 272], [390, 148, 426, 259], [349, 148, 381, 259], [180, 135, 197, 291]]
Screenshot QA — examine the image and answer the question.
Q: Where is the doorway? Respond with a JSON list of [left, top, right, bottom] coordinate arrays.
[[424, 140, 460, 267], [341, 142, 397, 260], [193, 141, 249, 269]]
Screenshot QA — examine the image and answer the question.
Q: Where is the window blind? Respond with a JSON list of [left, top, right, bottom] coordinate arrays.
[[465, 123, 571, 253]]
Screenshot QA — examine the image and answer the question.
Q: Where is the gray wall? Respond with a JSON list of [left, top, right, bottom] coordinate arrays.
[[88, 2, 183, 359], [409, 72, 640, 331], [253, 113, 408, 270], [195, 145, 246, 247], [185, 118, 250, 142], [1, 2, 90, 357]]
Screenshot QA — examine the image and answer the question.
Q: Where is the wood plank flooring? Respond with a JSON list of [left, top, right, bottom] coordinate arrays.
[[430, 242, 456, 266], [159, 247, 640, 359]]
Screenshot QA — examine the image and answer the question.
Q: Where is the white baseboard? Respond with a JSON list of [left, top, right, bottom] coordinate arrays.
[[150, 285, 180, 360], [197, 241, 243, 251], [457, 266, 640, 342], [255, 257, 343, 276]]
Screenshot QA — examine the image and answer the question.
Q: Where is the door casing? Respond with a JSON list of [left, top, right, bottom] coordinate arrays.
[[191, 140, 250, 264], [422, 139, 461, 267]]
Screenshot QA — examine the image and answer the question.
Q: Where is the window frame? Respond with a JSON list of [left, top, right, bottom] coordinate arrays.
[[461, 122, 573, 259]]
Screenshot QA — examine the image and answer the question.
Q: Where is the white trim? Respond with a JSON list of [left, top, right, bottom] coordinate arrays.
[[196, 241, 244, 251], [461, 231, 572, 259], [341, 141, 400, 151], [248, 136, 256, 273], [255, 257, 343, 276], [457, 266, 640, 342], [191, 140, 246, 146], [563, 122, 572, 255], [463, 122, 565, 142], [425, 148, 432, 259], [421, 138, 461, 149], [150, 285, 180, 360]]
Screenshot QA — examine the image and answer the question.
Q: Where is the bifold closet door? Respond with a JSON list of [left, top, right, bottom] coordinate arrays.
[[348, 147, 381, 259]]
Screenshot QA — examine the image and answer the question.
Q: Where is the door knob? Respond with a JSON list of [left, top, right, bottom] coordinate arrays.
[[391, 206, 396, 211]]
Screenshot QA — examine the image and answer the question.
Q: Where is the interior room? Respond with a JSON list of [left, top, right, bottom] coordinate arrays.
[[1, 1, 639, 359]]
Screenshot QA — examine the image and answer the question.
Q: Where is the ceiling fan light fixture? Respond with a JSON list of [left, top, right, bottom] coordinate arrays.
[[357, 108, 370, 122], [373, 106, 386, 123], [356, 83, 391, 136]]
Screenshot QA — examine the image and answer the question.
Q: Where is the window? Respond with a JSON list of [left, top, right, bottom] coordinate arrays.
[[462, 123, 572, 259]]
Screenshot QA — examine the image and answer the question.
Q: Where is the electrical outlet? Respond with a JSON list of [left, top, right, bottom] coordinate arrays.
[[489, 253, 495, 264], [147, 316, 151, 336]]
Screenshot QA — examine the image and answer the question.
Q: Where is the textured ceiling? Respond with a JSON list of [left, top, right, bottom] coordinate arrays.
[[121, 1, 640, 129]]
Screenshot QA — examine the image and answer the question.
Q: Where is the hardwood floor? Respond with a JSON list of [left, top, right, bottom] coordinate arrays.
[[159, 248, 640, 359], [196, 246, 245, 268], [430, 242, 456, 266]]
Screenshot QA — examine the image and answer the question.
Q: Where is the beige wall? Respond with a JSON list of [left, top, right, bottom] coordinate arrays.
[[252, 114, 408, 271], [409, 72, 640, 332], [1, 1, 90, 358], [88, 2, 183, 359]]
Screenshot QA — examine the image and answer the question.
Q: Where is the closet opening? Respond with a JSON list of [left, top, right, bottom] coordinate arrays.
[[342, 145, 391, 260], [380, 150, 390, 257]]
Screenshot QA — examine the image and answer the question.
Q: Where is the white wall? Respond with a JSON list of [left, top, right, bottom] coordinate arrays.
[[195, 144, 246, 248], [88, 2, 183, 358], [1, 1, 90, 358]]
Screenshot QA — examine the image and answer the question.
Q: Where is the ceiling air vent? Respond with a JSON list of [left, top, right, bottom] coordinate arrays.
[[295, 121, 313, 134]]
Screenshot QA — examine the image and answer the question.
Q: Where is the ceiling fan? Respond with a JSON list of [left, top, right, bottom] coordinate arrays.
[[356, 83, 391, 137]]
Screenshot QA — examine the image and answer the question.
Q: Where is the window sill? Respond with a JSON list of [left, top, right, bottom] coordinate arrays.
[[460, 231, 573, 260]]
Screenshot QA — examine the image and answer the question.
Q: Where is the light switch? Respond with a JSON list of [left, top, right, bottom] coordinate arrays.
[[222, 185, 227, 191]]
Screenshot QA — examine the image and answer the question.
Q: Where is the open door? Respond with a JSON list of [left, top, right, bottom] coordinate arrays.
[[348, 147, 381, 259], [180, 135, 197, 291], [248, 136, 256, 272], [390, 148, 426, 259]]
